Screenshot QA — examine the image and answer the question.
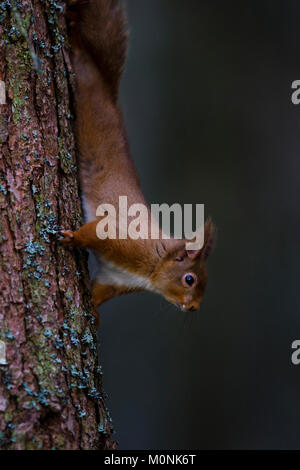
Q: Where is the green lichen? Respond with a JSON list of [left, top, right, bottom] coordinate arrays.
[[3, 4, 37, 123], [0, 115, 8, 143]]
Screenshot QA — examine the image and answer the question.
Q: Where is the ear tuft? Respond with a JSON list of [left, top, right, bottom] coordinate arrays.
[[186, 218, 216, 260], [201, 218, 216, 260]]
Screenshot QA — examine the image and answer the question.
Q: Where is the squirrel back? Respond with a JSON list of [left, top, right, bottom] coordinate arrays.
[[67, 0, 143, 220], [68, 0, 128, 102], [63, 1, 216, 316]]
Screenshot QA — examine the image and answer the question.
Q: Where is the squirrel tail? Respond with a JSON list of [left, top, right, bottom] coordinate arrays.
[[68, 0, 128, 102]]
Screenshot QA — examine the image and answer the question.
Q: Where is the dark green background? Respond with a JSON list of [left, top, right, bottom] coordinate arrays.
[[98, 0, 300, 449]]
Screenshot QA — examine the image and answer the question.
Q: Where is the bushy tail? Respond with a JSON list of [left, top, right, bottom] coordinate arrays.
[[68, 0, 128, 102]]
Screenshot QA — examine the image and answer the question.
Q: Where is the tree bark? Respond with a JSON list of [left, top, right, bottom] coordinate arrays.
[[0, 0, 113, 450]]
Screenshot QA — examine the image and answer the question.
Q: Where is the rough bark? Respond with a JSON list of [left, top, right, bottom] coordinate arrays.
[[0, 0, 113, 450]]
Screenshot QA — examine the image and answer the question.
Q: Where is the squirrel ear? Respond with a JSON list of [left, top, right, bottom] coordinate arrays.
[[201, 218, 216, 260], [186, 249, 200, 260], [186, 219, 216, 260]]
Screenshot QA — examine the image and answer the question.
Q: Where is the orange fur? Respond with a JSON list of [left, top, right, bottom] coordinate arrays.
[[63, 0, 216, 317]]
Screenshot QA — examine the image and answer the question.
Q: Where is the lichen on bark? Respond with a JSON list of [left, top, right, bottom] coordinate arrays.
[[0, 0, 113, 450]]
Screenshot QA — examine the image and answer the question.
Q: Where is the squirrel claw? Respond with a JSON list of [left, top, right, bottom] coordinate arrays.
[[60, 230, 75, 245]]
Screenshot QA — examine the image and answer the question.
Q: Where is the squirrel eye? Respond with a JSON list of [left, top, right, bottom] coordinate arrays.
[[182, 273, 196, 287], [175, 256, 183, 262]]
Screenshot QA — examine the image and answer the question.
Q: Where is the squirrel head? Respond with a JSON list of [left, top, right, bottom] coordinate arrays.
[[151, 219, 216, 312]]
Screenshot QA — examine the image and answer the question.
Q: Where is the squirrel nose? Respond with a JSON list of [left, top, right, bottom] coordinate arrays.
[[182, 303, 198, 312], [188, 301, 201, 312], [189, 305, 196, 312]]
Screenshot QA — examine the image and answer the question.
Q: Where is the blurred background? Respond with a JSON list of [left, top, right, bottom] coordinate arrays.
[[97, 0, 300, 449]]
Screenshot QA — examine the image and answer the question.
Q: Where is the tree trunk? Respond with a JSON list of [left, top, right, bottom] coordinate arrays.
[[0, 0, 113, 450]]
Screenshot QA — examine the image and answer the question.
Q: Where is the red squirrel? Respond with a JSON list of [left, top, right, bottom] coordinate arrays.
[[62, 0, 216, 321]]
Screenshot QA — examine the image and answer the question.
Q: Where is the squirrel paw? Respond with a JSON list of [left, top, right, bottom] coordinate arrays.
[[93, 309, 101, 329], [60, 230, 76, 246]]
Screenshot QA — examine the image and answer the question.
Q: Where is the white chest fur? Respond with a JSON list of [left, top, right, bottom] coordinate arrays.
[[83, 197, 158, 292], [96, 255, 157, 292]]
